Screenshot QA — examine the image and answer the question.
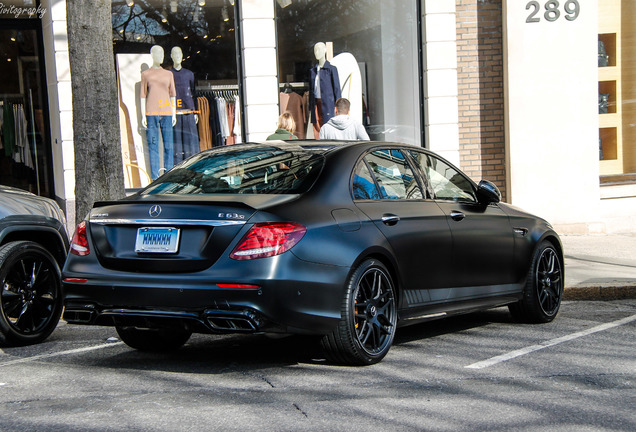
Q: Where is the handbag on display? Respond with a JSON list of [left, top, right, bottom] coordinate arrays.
[[598, 41, 609, 67], [599, 93, 610, 114]]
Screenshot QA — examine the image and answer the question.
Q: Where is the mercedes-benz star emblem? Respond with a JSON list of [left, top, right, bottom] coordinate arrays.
[[149, 205, 162, 218]]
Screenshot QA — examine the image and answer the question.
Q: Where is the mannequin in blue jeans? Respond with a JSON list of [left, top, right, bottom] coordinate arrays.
[[140, 45, 177, 179]]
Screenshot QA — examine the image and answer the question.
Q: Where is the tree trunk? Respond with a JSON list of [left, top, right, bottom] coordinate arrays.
[[66, 0, 124, 223]]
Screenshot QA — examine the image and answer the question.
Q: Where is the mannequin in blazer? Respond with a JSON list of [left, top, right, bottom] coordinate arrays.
[[309, 42, 341, 136]]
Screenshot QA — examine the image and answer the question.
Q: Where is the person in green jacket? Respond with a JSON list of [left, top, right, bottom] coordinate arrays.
[[266, 112, 298, 140]]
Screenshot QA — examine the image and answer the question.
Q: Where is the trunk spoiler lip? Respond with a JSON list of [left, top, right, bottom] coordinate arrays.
[[93, 193, 301, 211], [89, 217, 246, 227]]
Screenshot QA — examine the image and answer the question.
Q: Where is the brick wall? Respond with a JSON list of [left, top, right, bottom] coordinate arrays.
[[455, 0, 506, 200]]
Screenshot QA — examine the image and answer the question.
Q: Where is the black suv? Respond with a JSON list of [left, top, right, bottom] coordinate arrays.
[[0, 185, 69, 345]]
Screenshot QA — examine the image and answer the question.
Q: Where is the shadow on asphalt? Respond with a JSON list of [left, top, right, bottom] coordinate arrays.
[[79, 307, 515, 373]]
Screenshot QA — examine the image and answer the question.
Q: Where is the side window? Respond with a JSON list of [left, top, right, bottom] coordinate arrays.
[[352, 160, 381, 200], [364, 150, 423, 200], [410, 151, 476, 203]]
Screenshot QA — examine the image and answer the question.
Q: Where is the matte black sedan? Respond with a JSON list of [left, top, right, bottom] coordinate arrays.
[[63, 141, 563, 365]]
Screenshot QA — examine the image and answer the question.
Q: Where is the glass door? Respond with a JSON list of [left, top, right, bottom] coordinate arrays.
[[0, 21, 52, 197]]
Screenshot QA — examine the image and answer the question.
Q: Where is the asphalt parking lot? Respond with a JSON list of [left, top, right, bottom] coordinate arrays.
[[1, 300, 635, 431]]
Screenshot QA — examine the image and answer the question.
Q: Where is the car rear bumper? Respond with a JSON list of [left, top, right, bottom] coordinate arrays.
[[63, 255, 349, 335]]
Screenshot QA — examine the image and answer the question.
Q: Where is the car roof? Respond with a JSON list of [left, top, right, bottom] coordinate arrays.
[[238, 140, 423, 155]]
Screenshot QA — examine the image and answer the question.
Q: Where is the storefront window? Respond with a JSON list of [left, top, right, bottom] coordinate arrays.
[[112, 0, 241, 189], [598, 1, 636, 179], [0, 21, 52, 197], [275, 0, 422, 145]]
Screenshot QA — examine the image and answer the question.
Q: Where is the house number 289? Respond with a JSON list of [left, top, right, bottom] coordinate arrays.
[[526, 0, 580, 23]]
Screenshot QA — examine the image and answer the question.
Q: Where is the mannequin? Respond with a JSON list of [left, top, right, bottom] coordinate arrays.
[[309, 42, 341, 138], [170, 46, 200, 164], [140, 45, 176, 179]]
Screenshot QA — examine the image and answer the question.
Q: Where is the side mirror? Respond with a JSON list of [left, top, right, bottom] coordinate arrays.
[[477, 180, 501, 204]]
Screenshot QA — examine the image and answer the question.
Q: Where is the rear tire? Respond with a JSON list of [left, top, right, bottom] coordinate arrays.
[[116, 326, 192, 351], [0, 241, 63, 346], [321, 259, 397, 365], [509, 240, 563, 323]]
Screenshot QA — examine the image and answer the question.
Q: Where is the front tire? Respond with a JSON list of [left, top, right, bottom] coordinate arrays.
[[321, 259, 397, 365], [509, 240, 563, 323], [0, 241, 63, 346], [116, 326, 192, 351]]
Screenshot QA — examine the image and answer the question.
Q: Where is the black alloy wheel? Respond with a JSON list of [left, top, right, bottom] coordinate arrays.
[[510, 240, 563, 323], [0, 241, 63, 345], [322, 259, 397, 365]]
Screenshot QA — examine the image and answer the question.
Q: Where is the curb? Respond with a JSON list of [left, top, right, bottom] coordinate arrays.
[[563, 284, 636, 301]]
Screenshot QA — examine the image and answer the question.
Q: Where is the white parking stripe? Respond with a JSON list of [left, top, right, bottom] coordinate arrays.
[[0, 342, 124, 367], [466, 313, 636, 370]]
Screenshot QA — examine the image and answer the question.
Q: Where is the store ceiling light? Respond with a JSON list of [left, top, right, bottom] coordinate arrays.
[[10, 37, 16, 42], [222, 6, 229, 22], [277, 0, 292, 8]]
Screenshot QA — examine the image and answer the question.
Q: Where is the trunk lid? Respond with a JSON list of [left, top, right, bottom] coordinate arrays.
[[88, 199, 260, 273]]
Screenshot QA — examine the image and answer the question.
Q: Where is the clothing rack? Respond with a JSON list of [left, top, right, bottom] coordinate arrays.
[[196, 87, 239, 102], [1, 94, 26, 104], [196, 83, 238, 91], [279, 82, 308, 93], [1, 92, 39, 193]]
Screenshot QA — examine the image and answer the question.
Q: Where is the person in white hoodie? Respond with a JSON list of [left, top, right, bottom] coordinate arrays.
[[318, 98, 370, 140]]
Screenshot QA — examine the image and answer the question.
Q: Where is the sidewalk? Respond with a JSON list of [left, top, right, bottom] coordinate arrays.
[[560, 233, 636, 300]]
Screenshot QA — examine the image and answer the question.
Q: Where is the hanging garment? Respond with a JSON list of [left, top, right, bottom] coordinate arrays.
[[0, 102, 4, 152], [226, 101, 236, 145], [217, 98, 229, 140], [234, 96, 242, 144], [207, 96, 223, 147], [3, 102, 15, 157], [197, 96, 212, 151], [280, 91, 306, 139], [14, 105, 33, 169]]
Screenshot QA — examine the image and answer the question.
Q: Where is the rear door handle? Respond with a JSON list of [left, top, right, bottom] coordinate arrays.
[[450, 211, 465, 221], [381, 214, 400, 226]]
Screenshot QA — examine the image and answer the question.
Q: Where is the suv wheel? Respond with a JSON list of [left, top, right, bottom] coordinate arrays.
[[0, 241, 63, 345]]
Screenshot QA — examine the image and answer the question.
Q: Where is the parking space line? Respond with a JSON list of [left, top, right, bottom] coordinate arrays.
[[0, 342, 124, 367], [465, 313, 636, 370]]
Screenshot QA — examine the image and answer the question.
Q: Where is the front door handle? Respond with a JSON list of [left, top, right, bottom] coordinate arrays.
[[381, 214, 400, 226], [450, 211, 465, 221]]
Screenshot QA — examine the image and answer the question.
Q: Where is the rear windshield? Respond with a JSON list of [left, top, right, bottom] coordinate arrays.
[[142, 145, 324, 195]]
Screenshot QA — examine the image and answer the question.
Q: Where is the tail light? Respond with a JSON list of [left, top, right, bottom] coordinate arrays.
[[230, 222, 306, 260], [70, 221, 90, 256]]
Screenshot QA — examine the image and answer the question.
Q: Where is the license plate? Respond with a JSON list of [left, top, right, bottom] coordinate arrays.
[[135, 227, 180, 253]]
